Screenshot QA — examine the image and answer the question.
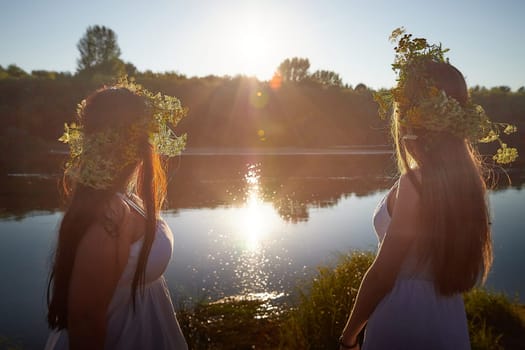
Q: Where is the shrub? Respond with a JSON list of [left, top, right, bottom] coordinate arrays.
[[464, 288, 525, 349], [278, 251, 374, 349]]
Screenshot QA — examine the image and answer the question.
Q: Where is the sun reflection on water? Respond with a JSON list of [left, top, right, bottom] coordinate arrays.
[[233, 163, 283, 298], [238, 163, 269, 252], [183, 163, 296, 306]]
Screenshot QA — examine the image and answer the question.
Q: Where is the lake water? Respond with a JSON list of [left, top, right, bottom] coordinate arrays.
[[1, 153, 524, 349]]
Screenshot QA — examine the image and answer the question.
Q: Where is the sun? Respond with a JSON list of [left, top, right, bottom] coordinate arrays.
[[226, 18, 274, 79]]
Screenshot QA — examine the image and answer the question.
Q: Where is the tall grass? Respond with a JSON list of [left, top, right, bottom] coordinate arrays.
[[278, 251, 373, 349], [464, 288, 525, 349], [177, 251, 524, 349], [0, 335, 22, 350]]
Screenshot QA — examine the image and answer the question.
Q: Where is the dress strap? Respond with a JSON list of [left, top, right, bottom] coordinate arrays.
[[116, 192, 147, 218]]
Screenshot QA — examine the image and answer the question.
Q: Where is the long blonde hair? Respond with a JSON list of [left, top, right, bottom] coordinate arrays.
[[393, 61, 492, 295]]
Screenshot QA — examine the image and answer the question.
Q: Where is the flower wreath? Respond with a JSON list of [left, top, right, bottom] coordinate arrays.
[[59, 77, 188, 189], [374, 28, 518, 164]]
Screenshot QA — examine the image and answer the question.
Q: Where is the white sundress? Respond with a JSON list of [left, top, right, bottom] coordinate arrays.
[[362, 192, 471, 350], [44, 195, 188, 350]]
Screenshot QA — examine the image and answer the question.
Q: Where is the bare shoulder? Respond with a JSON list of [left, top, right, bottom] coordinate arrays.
[[368, 172, 422, 280], [73, 196, 134, 266], [72, 196, 133, 282], [98, 195, 130, 237], [396, 172, 420, 202], [386, 172, 421, 239], [78, 195, 134, 250], [68, 197, 133, 316]]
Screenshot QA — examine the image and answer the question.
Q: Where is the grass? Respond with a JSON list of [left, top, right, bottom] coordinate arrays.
[[0, 336, 22, 350], [464, 288, 525, 349], [278, 252, 374, 349], [178, 251, 525, 349], [177, 295, 283, 349]]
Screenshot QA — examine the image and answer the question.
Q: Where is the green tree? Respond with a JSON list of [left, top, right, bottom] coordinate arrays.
[[0, 65, 8, 79], [277, 57, 310, 83], [470, 85, 481, 93], [6, 64, 29, 78], [309, 70, 343, 87], [77, 25, 122, 72], [491, 86, 511, 93], [355, 83, 368, 92], [124, 62, 138, 77], [31, 70, 57, 80]]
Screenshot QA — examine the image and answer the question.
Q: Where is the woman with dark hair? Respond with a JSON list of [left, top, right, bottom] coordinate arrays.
[[45, 80, 188, 350], [338, 30, 517, 349]]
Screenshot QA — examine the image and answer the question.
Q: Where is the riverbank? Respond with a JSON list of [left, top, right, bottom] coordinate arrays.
[[178, 252, 525, 350], [180, 146, 393, 156], [0, 252, 523, 349]]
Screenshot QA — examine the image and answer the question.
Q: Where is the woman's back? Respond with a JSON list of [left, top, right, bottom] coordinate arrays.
[[45, 195, 188, 350], [363, 182, 470, 349], [47, 83, 188, 349]]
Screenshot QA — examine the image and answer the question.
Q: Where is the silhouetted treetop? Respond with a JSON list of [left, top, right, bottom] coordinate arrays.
[[6, 64, 29, 79], [277, 57, 311, 83], [77, 25, 122, 71], [309, 70, 343, 88]]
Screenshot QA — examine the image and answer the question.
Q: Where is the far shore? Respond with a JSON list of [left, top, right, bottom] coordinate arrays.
[[50, 145, 394, 156]]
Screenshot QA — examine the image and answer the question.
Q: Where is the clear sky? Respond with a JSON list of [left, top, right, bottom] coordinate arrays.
[[1, 0, 524, 90]]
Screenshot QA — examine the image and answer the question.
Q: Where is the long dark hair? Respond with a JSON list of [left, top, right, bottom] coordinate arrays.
[[393, 61, 492, 295], [47, 87, 167, 329]]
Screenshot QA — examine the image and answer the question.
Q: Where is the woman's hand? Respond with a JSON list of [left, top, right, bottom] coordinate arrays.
[[338, 335, 359, 350], [339, 344, 360, 350]]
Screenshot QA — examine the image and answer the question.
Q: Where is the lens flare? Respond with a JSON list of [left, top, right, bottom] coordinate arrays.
[[270, 73, 282, 90], [250, 89, 269, 109]]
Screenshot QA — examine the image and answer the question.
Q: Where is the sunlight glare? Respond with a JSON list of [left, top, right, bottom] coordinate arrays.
[[237, 164, 273, 251], [226, 18, 273, 79]]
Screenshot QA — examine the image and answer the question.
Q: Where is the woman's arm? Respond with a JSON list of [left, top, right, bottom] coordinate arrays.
[[67, 198, 132, 350], [340, 173, 420, 347]]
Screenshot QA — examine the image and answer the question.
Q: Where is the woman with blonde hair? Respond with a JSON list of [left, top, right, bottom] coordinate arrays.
[[45, 79, 188, 350], [338, 29, 517, 349]]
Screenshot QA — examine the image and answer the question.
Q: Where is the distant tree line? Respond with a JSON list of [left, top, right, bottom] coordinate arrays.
[[1, 25, 523, 174]]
